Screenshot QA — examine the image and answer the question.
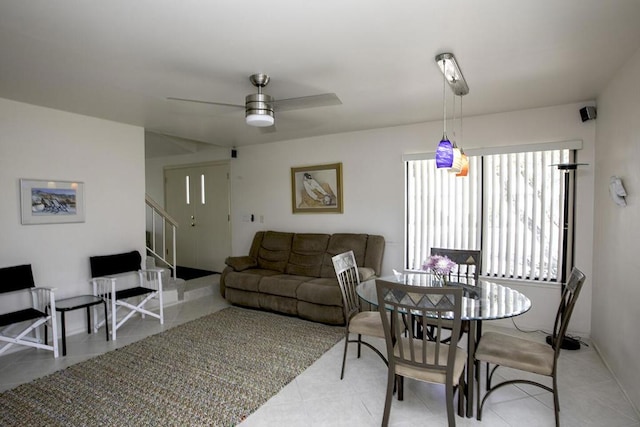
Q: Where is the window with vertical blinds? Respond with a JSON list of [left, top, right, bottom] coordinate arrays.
[[406, 147, 572, 282]]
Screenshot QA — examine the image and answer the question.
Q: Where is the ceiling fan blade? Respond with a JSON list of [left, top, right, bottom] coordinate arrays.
[[259, 124, 278, 134], [273, 93, 341, 112], [166, 97, 244, 109]]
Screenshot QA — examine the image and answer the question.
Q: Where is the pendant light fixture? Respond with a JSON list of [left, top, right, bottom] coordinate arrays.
[[449, 94, 463, 174], [435, 52, 470, 175], [435, 62, 454, 168], [455, 94, 469, 177]]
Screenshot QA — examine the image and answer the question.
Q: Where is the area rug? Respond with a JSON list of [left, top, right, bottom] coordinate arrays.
[[0, 307, 344, 426]]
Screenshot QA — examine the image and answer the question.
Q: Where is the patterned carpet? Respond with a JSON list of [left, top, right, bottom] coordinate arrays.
[[0, 307, 344, 426]]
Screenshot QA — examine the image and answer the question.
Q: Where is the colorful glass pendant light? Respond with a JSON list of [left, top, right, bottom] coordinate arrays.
[[448, 94, 463, 174], [435, 53, 470, 174], [436, 66, 454, 168], [456, 151, 469, 176]]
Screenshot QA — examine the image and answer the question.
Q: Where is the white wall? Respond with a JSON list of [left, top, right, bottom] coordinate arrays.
[[0, 98, 145, 337], [220, 102, 596, 335], [145, 146, 230, 206], [592, 47, 640, 412]]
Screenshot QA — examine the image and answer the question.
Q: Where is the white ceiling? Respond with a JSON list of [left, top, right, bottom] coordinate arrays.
[[2, 1, 640, 156]]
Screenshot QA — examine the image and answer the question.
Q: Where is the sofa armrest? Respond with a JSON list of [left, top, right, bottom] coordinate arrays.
[[359, 267, 376, 282], [225, 256, 258, 272]]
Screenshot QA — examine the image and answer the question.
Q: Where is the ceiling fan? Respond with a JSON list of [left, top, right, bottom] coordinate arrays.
[[167, 73, 342, 129]]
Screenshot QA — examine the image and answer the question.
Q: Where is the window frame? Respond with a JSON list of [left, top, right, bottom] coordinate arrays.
[[403, 140, 582, 284]]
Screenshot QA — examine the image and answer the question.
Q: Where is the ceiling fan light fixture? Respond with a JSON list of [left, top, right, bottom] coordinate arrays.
[[246, 112, 274, 127], [245, 92, 274, 127]]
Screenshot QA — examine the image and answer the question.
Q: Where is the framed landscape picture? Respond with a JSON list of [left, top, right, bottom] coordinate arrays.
[[20, 179, 85, 224], [291, 163, 343, 214]]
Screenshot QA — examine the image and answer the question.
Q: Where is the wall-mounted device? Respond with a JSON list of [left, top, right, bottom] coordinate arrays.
[[580, 106, 597, 122], [609, 176, 627, 206]]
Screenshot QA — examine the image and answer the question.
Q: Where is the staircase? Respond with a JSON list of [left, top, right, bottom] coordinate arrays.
[[145, 195, 186, 303], [145, 194, 217, 303], [145, 194, 178, 277]]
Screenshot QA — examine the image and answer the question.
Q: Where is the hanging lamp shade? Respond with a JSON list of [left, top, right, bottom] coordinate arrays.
[[456, 152, 469, 177], [449, 147, 463, 173], [436, 136, 454, 168]]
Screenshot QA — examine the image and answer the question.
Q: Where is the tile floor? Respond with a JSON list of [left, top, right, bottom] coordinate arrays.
[[1, 277, 638, 427]]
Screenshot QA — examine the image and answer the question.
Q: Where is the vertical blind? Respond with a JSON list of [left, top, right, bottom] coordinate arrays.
[[406, 156, 482, 271], [406, 148, 570, 282]]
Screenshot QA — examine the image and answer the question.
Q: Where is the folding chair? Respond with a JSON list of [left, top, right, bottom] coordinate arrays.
[[0, 264, 59, 358], [90, 251, 163, 340]]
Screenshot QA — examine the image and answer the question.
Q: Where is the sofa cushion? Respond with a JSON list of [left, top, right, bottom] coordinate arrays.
[[225, 256, 257, 272], [225, 288, 261, 309], [224, 269, 280, 292], [257, 231, 293, 273], [259, 294, 298, 315], [297, 277, 343, 306], [259, 274, 311, 298], [320, 234, 369, 278], [298, 301, 344, 325], [286, 233, 330, 277]]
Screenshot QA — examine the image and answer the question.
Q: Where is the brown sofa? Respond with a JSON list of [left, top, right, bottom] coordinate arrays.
[[220, 231, 385, 325]]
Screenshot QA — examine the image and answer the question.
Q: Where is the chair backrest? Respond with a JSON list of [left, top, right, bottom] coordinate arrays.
[[0, 264, 35, 294], [375, 278, 464, 376], [430, 248, 482, 284], [89, 251, 142, 278], [332, 251, 361, 322], [550, 267, 586, 355]]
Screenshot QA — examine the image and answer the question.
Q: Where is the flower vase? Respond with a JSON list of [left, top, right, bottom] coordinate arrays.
[[431, 275, 445, 287]]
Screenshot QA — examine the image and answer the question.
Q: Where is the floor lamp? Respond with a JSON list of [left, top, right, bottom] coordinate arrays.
[[546, 162, 586, 350]]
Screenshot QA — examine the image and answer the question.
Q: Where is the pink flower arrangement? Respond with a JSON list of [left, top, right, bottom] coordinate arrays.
[[422, 255, 456, 282]]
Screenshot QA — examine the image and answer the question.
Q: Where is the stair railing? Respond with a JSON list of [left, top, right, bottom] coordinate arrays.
[[145, 194, 179, 279]]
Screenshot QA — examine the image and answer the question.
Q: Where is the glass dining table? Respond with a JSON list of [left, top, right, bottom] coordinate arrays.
[[357, 272, 532, 417]]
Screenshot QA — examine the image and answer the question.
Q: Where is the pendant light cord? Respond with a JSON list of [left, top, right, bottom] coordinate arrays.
[[442, 65, 447, 137], [460, 95, 463, 150]]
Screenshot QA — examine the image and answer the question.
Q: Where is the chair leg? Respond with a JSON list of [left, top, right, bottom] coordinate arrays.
[[457, 372, 465, 417], [553, 376, 560, 427], [381, 366, 395, 427], [357, 334, 362, 358], [446, 380, 456, 427], [476, 362, 483, 420], [340, 330, 349, 380]]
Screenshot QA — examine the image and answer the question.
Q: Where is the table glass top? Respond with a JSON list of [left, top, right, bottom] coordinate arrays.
[[357, 273, 532, 321]]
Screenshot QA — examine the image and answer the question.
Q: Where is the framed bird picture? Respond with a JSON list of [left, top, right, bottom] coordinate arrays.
[[291, 163, 343, 213]]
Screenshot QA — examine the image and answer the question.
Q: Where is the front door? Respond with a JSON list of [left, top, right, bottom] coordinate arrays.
[[164, 162, 230, 272]]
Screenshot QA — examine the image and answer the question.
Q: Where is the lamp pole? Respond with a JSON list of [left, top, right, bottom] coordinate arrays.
[[548, 163, 586, 350]]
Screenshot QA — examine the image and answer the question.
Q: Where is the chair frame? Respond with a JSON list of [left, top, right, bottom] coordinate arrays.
[[476, 267, 586, 427], [0, 264, 59, 358], [376, 279, 466, 427], [430, 248, 482, 284], [426, 248, 482, 344], [332, 250, 387, 380], [90, 251, 164, 341]]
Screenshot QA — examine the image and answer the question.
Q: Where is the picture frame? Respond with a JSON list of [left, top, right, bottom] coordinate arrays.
[[291, 163, 343, 214], [20, 179, 85, 225]]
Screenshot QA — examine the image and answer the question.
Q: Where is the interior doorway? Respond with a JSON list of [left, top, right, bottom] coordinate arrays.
[[164, 161, 231, 274]]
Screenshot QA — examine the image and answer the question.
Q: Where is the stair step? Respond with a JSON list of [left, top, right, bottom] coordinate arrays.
[[163, 274, 219, 303]]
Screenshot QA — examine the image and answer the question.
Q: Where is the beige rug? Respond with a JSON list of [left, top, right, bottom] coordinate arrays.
[[0, 307, 344, 426]]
